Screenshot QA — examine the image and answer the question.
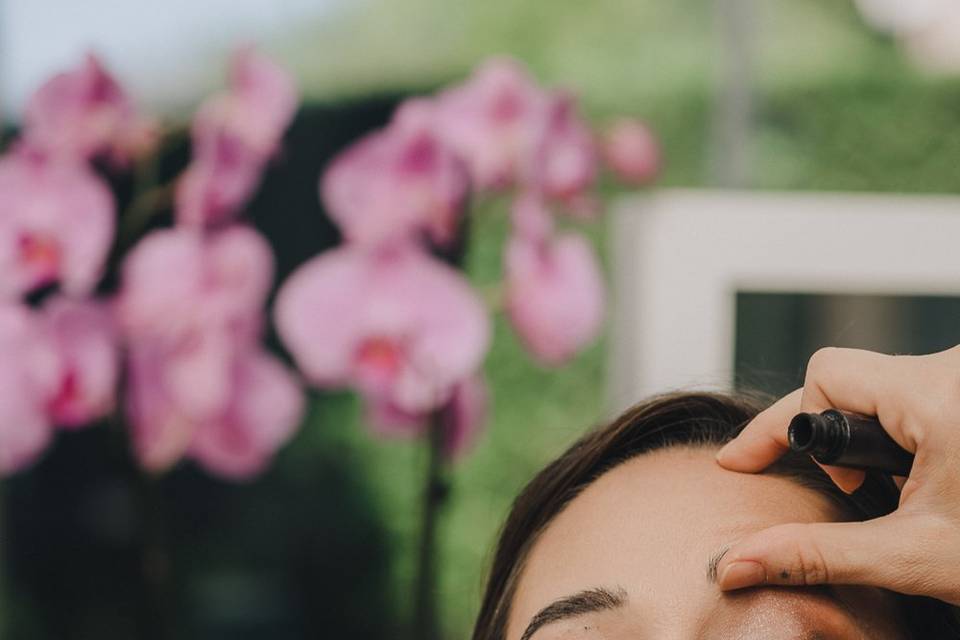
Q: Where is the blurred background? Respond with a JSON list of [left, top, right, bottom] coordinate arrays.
[[3, 0, 960, 638]]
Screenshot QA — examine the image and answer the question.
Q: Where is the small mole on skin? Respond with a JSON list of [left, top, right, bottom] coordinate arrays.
[[780, 570, 790, 579]]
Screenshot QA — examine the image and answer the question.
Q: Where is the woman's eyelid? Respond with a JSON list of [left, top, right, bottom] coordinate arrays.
[[706, 590, 868, 640]]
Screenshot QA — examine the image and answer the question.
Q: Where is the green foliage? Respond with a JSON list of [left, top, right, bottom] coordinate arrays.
[[753, 77, 960, 192]]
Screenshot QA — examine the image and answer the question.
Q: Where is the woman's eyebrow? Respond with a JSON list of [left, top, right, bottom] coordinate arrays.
[[521, 586, 627, 640], [706, 545, 730, 583]]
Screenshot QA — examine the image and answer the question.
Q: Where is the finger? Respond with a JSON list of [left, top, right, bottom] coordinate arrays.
[[817, 463, 866, 495], [716, 388, 803, 472], [798, 347, 917, 453], [717, 388, 868, 491], [715, 515, 955, 603]]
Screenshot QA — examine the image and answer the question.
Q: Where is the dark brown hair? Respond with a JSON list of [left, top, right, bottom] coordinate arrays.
[[472, 391, 960, 639]]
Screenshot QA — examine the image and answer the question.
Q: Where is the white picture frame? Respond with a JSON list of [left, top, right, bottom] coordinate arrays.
[[608, 188, 960, 411]]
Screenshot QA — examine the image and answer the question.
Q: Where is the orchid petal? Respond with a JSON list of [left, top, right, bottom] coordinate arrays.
[[275, 245, 490, 412], [188, 349, 304, 480], [43, 297, 118, 428], [505, 232, 605, 365]]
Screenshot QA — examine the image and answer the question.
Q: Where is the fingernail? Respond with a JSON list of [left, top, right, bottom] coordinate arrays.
[[719, 561, 766, 590], [715, 443, 736, 464]]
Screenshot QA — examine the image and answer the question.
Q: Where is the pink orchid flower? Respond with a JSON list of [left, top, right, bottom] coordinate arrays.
[[602, 118, 661, 186], [187, 349, 304, 479], [505, 198, 605, 365], [123, 332, 230, 472], [126, 342, 303, 479], [532, 93, 598, 209], [23, 53, 156, 165], [365, 373, 488, 460], [364, 394, 429, 439], [438, 374, 489, 459], [0, 148, 115, 299], [176, 48, 298, 227], [0, 298, 118, 473], [274, 244, 490, 414], [435, 57, 552, 191], [226, 46, 300, 157], [116, 226, 274, 426], [192, 47, 298, 162], [116, 226, 273, 343], [322, 98, 469, 248], [0, 304, 59, 474], [174, 139, 265, 229], [42, 297, 119, 428], [118, 225, 303, 477], [510, 191, 555, 242]]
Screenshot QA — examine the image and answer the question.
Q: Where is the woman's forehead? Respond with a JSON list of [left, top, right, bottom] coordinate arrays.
[[507, 447, 842, 637]]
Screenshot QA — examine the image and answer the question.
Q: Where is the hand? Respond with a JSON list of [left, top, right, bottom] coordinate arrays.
[[714, 346, 960, 605]]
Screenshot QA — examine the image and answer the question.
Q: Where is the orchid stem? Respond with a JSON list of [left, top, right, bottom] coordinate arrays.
[[412, 411, 450, 640], [0, 481, 7, 636], [481, 282, 505, 313], [116, 125, 187, 249], [117, 183, 174, 249], [137, 470, 174, 640]]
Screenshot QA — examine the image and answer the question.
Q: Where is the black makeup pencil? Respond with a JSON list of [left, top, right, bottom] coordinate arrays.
[[788, 409, 915, 477]]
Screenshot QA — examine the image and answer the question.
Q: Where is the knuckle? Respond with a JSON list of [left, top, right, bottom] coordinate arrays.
[[806, 347, 840, 375], [901, 370, 960, 449], [804, 347, 845, 387], [766, 524, 831, 585], [796, 539, 830, 585]]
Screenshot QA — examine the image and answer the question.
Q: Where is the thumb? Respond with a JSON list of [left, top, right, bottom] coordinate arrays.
[[715, 515, 934, 597]]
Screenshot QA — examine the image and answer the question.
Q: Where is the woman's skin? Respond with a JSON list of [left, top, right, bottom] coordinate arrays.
[[507, 446, 907, 640]]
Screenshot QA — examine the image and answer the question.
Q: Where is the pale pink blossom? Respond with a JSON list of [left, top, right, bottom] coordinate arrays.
[[124, 338, 215, 473], [435, 58, 551, 191], [23, 53, 156, 165], [505, 228, 605, 366], [0, 149, 115, 299], [116, 226, 272, 457], [226, 47, 299, 156], [438, 374, 488, 459], [322, 99, 469, 247], [274, 244, 490, 414], [188, 350, 304, 479], [42, 297, 119, 428], [118, 226, 303, 478], [365, 395, 427, 439], [602, 118, 661, 186], [116, 226, 273, 343], [176, 47, 298, 227], [127, 343, 303, 479], [0, 298, 117, 473], [174, 139, 264, 228], [436, 58, 602, 210], [511, 192, 555, 243], [364, 374, 488, 459], [191, 47, 298, 162], [0, 304, 59, 474], [532, 93, 598, 205]]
